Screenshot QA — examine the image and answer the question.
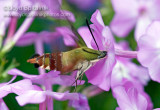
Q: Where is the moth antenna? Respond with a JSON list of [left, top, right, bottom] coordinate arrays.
[[86, 19, 99, 50]]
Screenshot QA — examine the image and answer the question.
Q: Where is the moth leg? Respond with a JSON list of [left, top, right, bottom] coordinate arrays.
[[80, 73, 84, 84], [71, 70, 81, 85], [73, 70, 82, 92], [75, 80, 77, 92], [77, 61, 92, 84], [72, 61, 92, 92]]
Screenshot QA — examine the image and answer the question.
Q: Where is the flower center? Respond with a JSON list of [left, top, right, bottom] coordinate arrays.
[[139, 6, 147, 16]]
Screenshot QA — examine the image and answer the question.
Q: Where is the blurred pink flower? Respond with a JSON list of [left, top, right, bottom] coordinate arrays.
[[69, 93, 90, 110], [113, 82, 153, 110], [41, 0, 75, 21], [1, 0, 75, 53], [16, 26, 83, 48], [111, 41, 149, 89], [111, 0, 160, 41], [16, 90, 79, 106], [16, 31, 60, 46], [55, 26, 93, 47], [82, 85, 103, 98], [111, 58, 150, 89], [138, 21, 160, 83], [55, 27, 77, 46], [1, 0, 74, 22], [0, 99, 9, 110], [78, 26, 93, 48], [111, 42, 151, 110], [0, 76, 17, 110], [8, 68, 85, 86], [0, 77, 43, 108], [0, 0, 33, 36], [68, 0, 99, 11], [0, 79, 36, 99], [7, 68, 85, 109]]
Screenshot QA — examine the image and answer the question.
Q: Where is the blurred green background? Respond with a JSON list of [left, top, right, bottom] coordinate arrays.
[[3, 0, 160, 110]]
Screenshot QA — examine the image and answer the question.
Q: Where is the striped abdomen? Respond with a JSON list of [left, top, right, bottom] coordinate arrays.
[[27, 53, 63, 71]]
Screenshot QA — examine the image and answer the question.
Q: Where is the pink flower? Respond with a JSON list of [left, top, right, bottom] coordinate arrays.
[[15, 31, 60, 46], [79, 10, 116, 91], [0, 76, 40, 109], [113, 82, 152, 110], [55, 26, 93, 47], [7, 69, 85, 109], [41, 0, 75, 22], [82, 85, 103, 98], [56, 27, 78, 46], [111, 41, 149, 89], [111, 57, 150, 89], [1, 0, 75, 53], [114, 86, 148, 110], [0, 79, 36, 98], [16, 90, 79, 106], [0, 99, 9, 110], [8, 68, 85, 86], [77, 10, 138, 91], [0, 0, 33, 36], [68, 0, 99, 11], [111, 0, 160, 41], [111, 42, 151, 110], [69, 93, 90, 110], [138, 21, 160, 82], [15, 26, 81, 50]]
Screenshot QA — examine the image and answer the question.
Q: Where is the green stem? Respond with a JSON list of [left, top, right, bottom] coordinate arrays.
[[0, 36, 3, 50]]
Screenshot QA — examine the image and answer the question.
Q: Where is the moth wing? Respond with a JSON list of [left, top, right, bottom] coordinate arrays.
[[56, 0, 87, 48], [66, 19, 87, 47]]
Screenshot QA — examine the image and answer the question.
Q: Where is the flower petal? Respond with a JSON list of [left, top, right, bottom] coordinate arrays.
[[148, 57, 160, 82], [16, 31, 59, 46], [111, 0, 138, 14], [15, 32, 37, 46], [86, 10, 116, 91], [8, 68, 84, 86], [56, 27, 77, 46], [0, 79, 34, 98], [86, 55, 114, 91], [0, 99, 9, 110], [138, 21, 160, 82], [8, 68, 37, 79], [113, 86, 148, 110], [69, 93, 90, 110], [45, 91, 79, 101], [78, 26, 93, 48], [16, 90, 79, 106], [16, 90, 46, 106], [68, 0, 98, 11], [135, 16, 151, 41], [90, 9, 105, 32], [110, 14, 137, 37]]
